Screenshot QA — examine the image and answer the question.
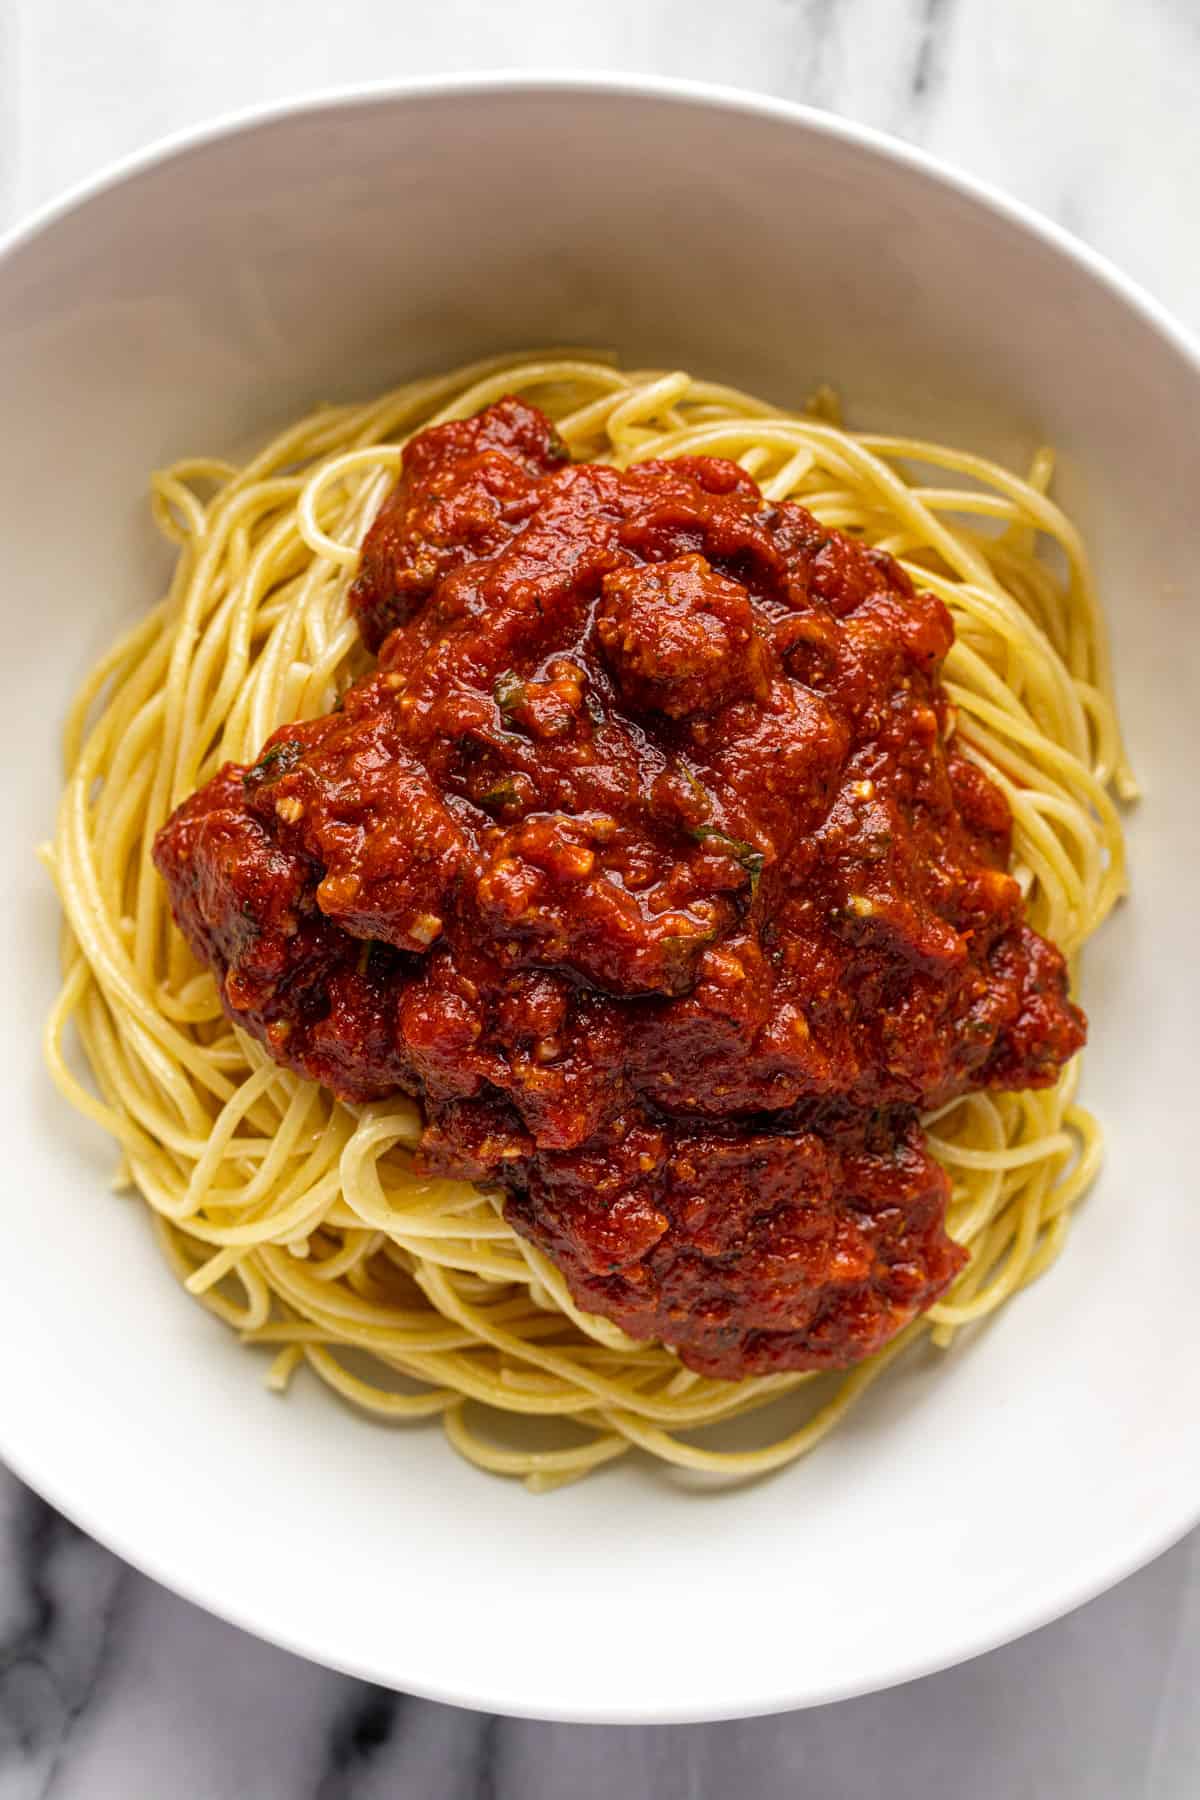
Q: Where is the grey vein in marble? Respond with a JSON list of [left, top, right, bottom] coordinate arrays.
[[909, 0, 955, 106], [0, 1490, 124, 1798]]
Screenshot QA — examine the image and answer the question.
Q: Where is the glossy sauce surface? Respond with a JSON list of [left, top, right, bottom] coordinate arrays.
[[155, 401, 1085, 1377]]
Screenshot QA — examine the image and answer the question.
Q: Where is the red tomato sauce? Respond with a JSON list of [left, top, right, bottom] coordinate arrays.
[[155, 400, 1084, 1379]]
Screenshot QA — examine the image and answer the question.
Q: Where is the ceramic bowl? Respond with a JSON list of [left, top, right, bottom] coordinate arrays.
[[2, 76, 1197, 1721]]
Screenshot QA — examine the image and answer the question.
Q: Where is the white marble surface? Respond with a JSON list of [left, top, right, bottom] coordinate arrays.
[[3, 2, 1200, 1794]]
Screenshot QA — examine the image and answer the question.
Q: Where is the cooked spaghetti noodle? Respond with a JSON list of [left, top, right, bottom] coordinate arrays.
[[42, 354, 1130, 1489]]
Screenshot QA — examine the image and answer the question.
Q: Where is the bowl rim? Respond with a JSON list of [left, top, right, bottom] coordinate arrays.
[[3, 70, 1199, 1721], [3, 68, 1198, 370]]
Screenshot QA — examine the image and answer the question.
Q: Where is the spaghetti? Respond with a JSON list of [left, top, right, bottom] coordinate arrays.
[[43, 354, 1130, 1489]]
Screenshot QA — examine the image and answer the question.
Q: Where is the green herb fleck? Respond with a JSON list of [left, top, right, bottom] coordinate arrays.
[[544, 428, 571, 466], [660, 925, 719, 971], [353, 939, 394, 980], [493, 672, 527, 722], [478, 775, 521, 814], [243, 739, 302, 786], [688, 827, 765, 894]]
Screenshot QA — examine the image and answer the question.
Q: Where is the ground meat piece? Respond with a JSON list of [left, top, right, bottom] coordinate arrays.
[[596, 553, 771, 718], [349, 397, 570, 650], [243, 684, 476, 954], [505, 1111, 962, 1378]]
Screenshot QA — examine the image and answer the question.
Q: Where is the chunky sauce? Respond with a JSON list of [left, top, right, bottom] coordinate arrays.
[[155, 400, 1085, 1378]]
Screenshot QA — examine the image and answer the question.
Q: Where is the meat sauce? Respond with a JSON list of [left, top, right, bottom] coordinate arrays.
[[154, 399, 1085, 1379]]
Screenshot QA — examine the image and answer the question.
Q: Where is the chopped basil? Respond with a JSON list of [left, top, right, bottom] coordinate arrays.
[[660, 925, 719, 970], [478, 775, 521, 813], [493, 672, 527, 722], [243, 739, 302, 786], [544, 428, 571, 466], [688, 826, 765, 894], [354, 939, 395, 980]]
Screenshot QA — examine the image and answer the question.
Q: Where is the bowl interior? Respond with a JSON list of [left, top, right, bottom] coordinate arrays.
[[2, 82, 1198, 1721]]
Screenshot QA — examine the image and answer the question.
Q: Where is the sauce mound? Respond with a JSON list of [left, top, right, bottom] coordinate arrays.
[[155, 400, 1085, 1379]]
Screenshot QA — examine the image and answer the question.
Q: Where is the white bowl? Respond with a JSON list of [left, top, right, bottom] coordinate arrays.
[[2, 76, 1198, 1723]]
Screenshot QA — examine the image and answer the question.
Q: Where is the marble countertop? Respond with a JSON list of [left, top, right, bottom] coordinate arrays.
[[3, 2, 1199, 1794]]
